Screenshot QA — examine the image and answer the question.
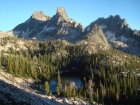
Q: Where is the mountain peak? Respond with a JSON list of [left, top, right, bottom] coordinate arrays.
[[54, 7, 72, 23], [32, 11, 50, 21], [56, 7, 66, 15], [114, 15, 121, 19]]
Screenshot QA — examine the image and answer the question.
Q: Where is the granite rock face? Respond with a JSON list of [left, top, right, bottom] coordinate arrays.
[[13, 8, 84, 42], [91, 15, 135, 39], [32, 11, 49, 21], [76, 24, 109, 54], [12, 7, 109, 52], [13, 11, 51, 38], [91, 15, 140, 56], [84, 24, 109, 46], [12, 8, 140, 56]]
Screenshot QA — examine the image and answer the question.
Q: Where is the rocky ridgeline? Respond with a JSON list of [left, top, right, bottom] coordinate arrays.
[[12, 7, 108, 52], [11, 7, 140, 56], [32, 11, 51, 21], [91, 15, 140, 56], [13, 7, 84, 42]]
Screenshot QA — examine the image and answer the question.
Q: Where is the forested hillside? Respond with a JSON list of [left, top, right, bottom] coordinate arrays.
[[0, 36, 140, 104]]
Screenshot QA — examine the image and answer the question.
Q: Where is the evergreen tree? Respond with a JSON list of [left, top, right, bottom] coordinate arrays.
[[88, 79, 94, 96], [56, 85, 60, 95], [8, 56, 13, 74], [44, 81, 50, 94], [88, 79, 94, 103], [56, 70, 62, 95], [70, 82, 76, 97], [63, 85, 67, 96]]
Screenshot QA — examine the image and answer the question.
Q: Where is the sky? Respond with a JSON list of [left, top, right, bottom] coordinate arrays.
[[0, 0, 140, 32]]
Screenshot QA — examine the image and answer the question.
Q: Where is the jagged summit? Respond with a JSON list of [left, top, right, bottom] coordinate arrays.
[[12, 7, 140, 56], [90, 15, 140, 56], [13, 7, 84, 42], [91, 15, 131, 37], [52, 7, 75, 24], [85, 24, 109, 47], [13, 11, 51, 38], [56, 7, 70, 21], [114, 15, 121, 19], [56, 7, 67, 16], [31, 11, 51, 21]]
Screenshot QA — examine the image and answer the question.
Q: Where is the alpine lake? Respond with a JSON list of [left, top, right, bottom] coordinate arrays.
[[38, 70, 83, 93]]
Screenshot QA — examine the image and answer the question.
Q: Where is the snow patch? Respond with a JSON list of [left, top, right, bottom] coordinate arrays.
[[120, 35, 128, 42], [46, 27, 55, 32], [105, 31, 116, 41], [100, 25, 106, 29], [13, 31, 25, 36], [13, 31, 21, 34], [117, 22, 120, 24], [26, 28, 29, 32], [86, 26, 90, 31]]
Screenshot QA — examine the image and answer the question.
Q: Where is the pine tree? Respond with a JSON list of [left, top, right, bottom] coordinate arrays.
[[8, 57, 13, 74], [70, 82, 76, 97], [66, 86, 70, 97], [56, 85, 60, 95], [122, 78, 127, 95], [44, 81, 50, 94], [114, 77, 120, 101], [88, 79, 94, 96], [56, 70, 62, 95], [63, 85, 67, 96], [97, 88, 99, 104], [88, 79, 94, 103]]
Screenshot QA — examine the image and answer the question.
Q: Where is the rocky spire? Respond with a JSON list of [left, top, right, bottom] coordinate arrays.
[[56, 7, 67, 16], [54, 7, 73, 23], [31, 11, 50, 21], [85, 24, 109, 48]]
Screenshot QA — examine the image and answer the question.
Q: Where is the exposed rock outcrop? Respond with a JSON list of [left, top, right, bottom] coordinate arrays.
[[77, 24, 109, 54], [91, 15, 140, 56], [0, 70, 91, 105], [13, 7, 84, 43], [12, 7, 140, 56], [32, 11, 50, 21]]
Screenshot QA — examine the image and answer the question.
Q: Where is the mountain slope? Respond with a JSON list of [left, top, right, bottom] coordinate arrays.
[[0, 69, 90, 105], [90, 15, 140, 56], [12, 8, 140, 56], [84, 24, 108, 46], [13, 11, 51, 39], [13, 8, 84, 42], [77, 24, 109, 54]]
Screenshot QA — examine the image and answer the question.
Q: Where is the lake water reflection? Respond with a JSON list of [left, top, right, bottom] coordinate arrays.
[[39, 72, 83, 92], [50, 73, 82, 92]]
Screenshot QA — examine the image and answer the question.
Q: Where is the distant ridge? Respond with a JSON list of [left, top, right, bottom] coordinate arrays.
[[12, 7, 140, 56]]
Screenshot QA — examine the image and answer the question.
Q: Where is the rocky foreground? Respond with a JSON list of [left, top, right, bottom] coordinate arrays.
[[0, 69, 94, 105]]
